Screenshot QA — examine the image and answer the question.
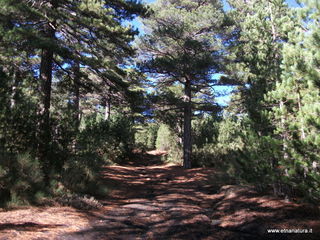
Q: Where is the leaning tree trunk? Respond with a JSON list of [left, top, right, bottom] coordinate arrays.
[[183, 78, 192, 169], [38, 2, 57, 185]]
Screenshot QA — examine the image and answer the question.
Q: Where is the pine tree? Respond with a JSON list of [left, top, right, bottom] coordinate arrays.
[[138, 0, 225, 168], [267, 0, 320, 200], [0, 0, 148, 182], [0, 1, 39, 153], [226, 0, 295, 135]]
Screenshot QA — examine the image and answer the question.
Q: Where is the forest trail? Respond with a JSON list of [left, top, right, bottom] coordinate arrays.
[[1, 151, 320, 240]]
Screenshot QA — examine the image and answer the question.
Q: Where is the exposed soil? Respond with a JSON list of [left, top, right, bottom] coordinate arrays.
[[0, 150, 319, 239]]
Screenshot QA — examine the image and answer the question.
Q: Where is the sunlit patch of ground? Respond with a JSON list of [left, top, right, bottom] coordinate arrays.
[[0, 207, 94, 239], [146, 150, 168, 156]]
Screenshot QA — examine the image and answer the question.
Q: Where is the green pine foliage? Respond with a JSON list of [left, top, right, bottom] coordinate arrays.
[[0, 152, 44, 207], [217, 117, 282, 187], [213, 0, 297, 196], [191, 115, 220, 167], [135, 123, 159, 150], [205, 0, 320, 201], [61, 112, 135, 195], [138, 0, 226, 168], [156, 124, 182, 164], [226, 0, 295, 134], [0, 0, 147, 206], [266, 0, 320, 200], [192, 116, 220, 148], [156, 124, 173, 151]]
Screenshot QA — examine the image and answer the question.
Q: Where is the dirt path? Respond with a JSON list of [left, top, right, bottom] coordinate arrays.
[[1, 151, 320, 239]]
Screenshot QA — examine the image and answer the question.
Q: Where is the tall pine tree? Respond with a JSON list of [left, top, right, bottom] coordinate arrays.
[[138, 0, 225, 168], [267, 0, 320, 200], [0, 0, 147, 182]]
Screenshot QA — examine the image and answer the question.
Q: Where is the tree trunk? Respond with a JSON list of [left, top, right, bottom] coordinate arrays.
[[279, 100, 289, 161], [71, 61, 81, 154], [38, 4, 56, 185], [39, 46, 54, 185], [10, 71, 20, 109], [104, 98, 111, 120], [274, 99, 290, 197], [183, 78, 192, 169], [296, 86, 306, 140], [73, 61, 80, 130], [177, 123, 183, 145]]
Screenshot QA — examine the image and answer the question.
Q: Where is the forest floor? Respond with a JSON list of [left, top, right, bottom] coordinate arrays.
[[1, 150, 320, 240]]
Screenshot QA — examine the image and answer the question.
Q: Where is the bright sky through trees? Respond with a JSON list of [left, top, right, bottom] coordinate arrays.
[[132, 0, 302, 106], [133, 0, 301, 35]]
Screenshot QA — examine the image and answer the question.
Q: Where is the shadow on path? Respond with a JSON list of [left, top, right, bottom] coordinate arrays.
[[1, 151, 319, 240], [124, 150, 167, 167], [0, 222, 64, 231], [64, 151, 320, 240]]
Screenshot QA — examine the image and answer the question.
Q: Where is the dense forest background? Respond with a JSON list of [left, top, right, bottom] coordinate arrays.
[[0, 0, 319, 207]]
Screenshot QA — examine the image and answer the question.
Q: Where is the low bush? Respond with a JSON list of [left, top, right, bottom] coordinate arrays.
[[0, 151, 44, 207], [61, 152, 108, 196], [57, 113, 134, 196], [156, 124, 182, 164], [135, 123, 159, 150]]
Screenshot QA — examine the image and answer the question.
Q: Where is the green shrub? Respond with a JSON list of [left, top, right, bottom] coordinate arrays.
[[155, 124, 182, 164], [192, 116, 317, 199], [0, 152, 44, 207], [77, 113, 134, 164], [156, 124, 172, 151], [135, 123, 159, 150], [52, 113, 134, 196], [166, 143, 183, 165], [192, 116, 220, 148], [61, 152, 107, 195], [192, 144, 217, 167], [146, 124, 159, 149]]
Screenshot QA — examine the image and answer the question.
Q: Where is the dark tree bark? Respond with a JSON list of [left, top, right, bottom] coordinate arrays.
[[104, 97, 111, 120], [38, 1, 57, 184], [38, 44, 54, 184], [183, 78, 192, 169], [70, 60, 81, 155]]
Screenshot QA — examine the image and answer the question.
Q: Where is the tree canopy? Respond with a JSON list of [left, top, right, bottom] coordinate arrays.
[[138, 0, 225, 168]]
